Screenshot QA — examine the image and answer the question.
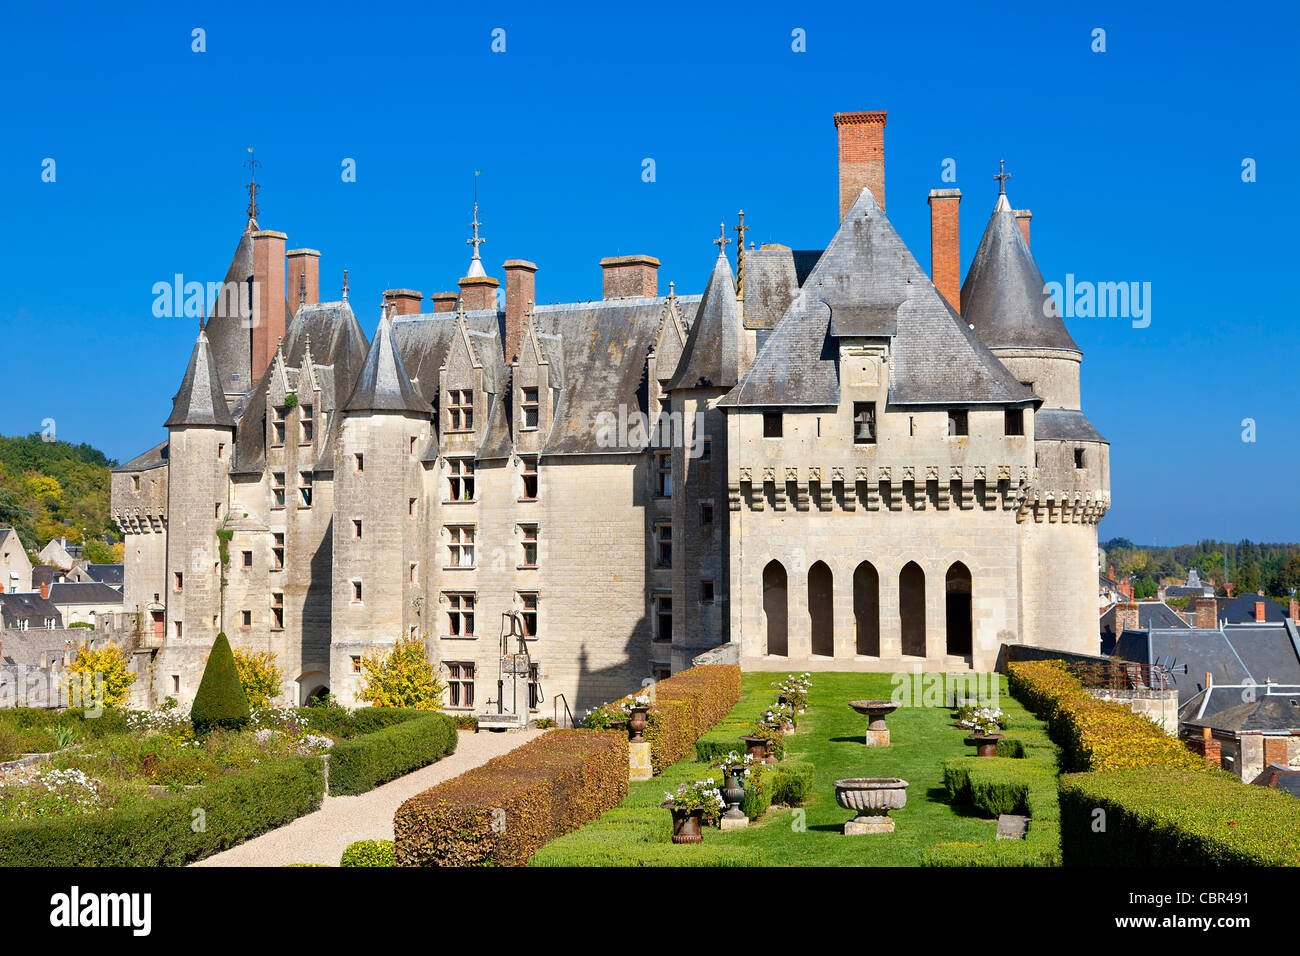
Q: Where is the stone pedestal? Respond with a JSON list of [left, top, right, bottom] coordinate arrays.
[[629, 741, 652, 781], [864, 729, 890, 747], [720, 814, 749, 830], [844, 817, 895, 835]]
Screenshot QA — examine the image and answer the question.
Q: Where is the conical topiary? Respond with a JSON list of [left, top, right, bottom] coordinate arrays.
[[191, 632, 251, 734]]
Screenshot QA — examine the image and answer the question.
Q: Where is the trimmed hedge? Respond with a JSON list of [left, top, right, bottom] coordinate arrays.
[[0, 756, 324, 866], [1007, 660, 1209, 773], [394, 730, 627, 867], [643, 666, 741, 774], [528, 805, 766, 867], [191, 632, 251, 735], [341, 839, 396, 867], [297, 705, 432, 739], [328, 711, 457, 795], [1060, 770, 1300, 866]]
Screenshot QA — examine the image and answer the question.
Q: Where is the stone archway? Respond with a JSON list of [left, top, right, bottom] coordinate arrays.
[[899, 562, 926, 657], [763, 560, 788, 657], [945, 562, 973, 657], [808, 561, 834, 657], [853, 561, 880, 656]]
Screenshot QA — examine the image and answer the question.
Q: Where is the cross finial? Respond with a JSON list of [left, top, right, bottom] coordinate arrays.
[[713, 223, 731, 252], [994, 158, 1011, 195], [341, 269, 349, 301], [244, 148, 262, 219]]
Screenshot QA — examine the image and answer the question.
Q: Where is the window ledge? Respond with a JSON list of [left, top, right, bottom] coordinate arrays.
[[441, 500, 476, 506], [443, 566, 476, 572], [517, 565, 538, 571], [440, 635, 477, 641]]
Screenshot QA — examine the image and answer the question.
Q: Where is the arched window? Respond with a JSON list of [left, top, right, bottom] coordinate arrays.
[[808, 561, 834, 657], [899, 562, 926, 657], [763, 560, 788, 657], [853, 561, 880, 656], [945, 562, 973, 657]]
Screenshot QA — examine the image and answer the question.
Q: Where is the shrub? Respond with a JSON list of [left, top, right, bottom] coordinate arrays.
[[328, 712, 458, 795], [1059, 770, 1300, 866], [454, 714, 478, 731], [0, 725, 22, 762], [65, 640, 135, 709], [341, 839, 395, 867], [232, 647, 283, 709], [293, 705, 428, 739], [395, 730, 627, 867], [358, 636, 447, 711], [643, 666, 741, 774], [529, 804, 767, 867], [191, 633, 251, 735], [768, 762, 813, 807]]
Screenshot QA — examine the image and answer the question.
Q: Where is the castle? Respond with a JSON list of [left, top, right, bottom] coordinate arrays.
[[109, 110, 1110, 715]]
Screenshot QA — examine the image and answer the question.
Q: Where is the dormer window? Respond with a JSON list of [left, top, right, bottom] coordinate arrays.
[[521, 387, 539, 429], [448, 389, 474, 431]]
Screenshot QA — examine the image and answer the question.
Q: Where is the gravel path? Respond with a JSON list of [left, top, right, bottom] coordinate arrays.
[[193, 728, 544, 867]]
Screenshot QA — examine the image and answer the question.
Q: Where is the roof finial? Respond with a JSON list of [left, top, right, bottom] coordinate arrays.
[[466, 171, 486, 277], [733, 210, 749, 298], [341, 269, 350, 301], [244, 148, 262, 219], [713, 223, 731, 253], [994, 158, 1011, 196]]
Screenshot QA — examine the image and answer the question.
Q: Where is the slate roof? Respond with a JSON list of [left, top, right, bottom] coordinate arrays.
[[1220, 593, 1289, 624], [1252, 765, 1300, 796], [666, 251, 742, 391], [112, 440, 168, 473], [1183, 686, 1300, 734], [1115, 622, 1300, 706], [720, 188, 1036, 409], [961, 193, 1081, 354], [165, 330, 235, 428], [343, 310, 430, 415], [49, 582, 125, 605], [0, 592, 62, 629], [202, 217, 258, 394], [1101, 601, 1190, 634], [741, 246, 800, 331], [1036, 408, 1107, 443], [0, 630, 72, 668], [83, 564, 124, 587], [30, 566, 61, 590]]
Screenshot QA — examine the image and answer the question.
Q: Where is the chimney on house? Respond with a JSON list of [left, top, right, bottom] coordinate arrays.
[[457, 275, 499, 312], [1289, 596, 1298, 623], [927, 188, 961, 310], [251, 230, 288, 382], [1116, 602, 1141, 635], [503, 260, 538, 364], [430, 292, 459, 314], [1256, 600, 1267, 623], [40, 581, 49, 600], [383, 289, 423, 316], [287, 249, 320, 308], [834, 110, 887, 218], [601, 256, 659, 299], [1013, 209, 1032, 246], [1119, 578, 1133, 601], [1195, 597, 1218, 630]]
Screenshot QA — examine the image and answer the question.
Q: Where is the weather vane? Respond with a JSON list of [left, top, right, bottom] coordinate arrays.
[[245, 147, 262, 219]]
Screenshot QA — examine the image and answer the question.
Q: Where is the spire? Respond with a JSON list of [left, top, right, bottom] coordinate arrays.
[[665, 236, 742, 391], [466, 171, 486, 278], [733, 210, 749, 298], [165, 328, 235, 428], [341, 301, 427, 414]]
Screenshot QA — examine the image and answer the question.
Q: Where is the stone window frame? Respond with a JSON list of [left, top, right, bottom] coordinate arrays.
[[1004, 407, 1025, 437], [352, 518, 363, 540], [520, 456, 539, 501], [763, 412, 782, 438], [947, 409, 969, 438], [272, 471, 286, 509], [1074, 447, 1087, 469], [299, 471, 314, 507], [241, 549, 253, 569], [520, 386, 539, 430], [519, 523, 539, 569], [240, 609, 252, 628], [518, 591, 538, 640], [350, 655, 362, 674], [699, 499, 714, 528], [444, 591, 476, 640], [652, 591, 672, 643], [271, 406, 288, 446], [446, 661, 476, 709], [853, 402, 877, 444], [351, 580, 363, 603], [299, 405, 313, 445], [270, 592, 284, 631], [700, 579, 715, 604], [445, 525, 476, 569], [700, 438, 712, 463], [447, 388, 474, 432], [653, 450, 672, 498], [272, 532, 285, 570], [446, 457, 476, 503], [173, 571, 183, 592]]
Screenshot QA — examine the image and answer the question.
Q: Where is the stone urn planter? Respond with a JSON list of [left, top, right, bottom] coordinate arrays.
[[669, 808, 705, 844], [720, 766, 748, 829], [740, 735, 775, 764], [627, 705, 649, 743], [965, 733, 1002, 758], [848, 700, 899, 746], [834, 778, 909, 834]]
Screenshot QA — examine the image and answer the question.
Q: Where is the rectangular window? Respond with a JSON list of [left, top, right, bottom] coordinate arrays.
[[271, 592, 284, 630], [447, 593, 475, 637], [272, 532, 285, 569], [654, 451, 672, 497], [241, 609, 252, 627], [763, 412, 782, 438], [352, 581, 362, 602], [272, 406, 287, 445], [299, 471, 313, 507], [948, 409, 968, 437], [174, 620, 183, 639], [521, 456, 538, 500], [272, 472, 285, 508], [353, 519, 362, 539], [410, 436, 417, 457], [215, 502, 222, 520], [700, 439, 711, 463], [522, 386, 539, 428], [241, 550, 253, 568], [132, 475, 140, 492], [654, 594, 672, 642], [447, 662, 475, 708], [520, 524, 538, 567], [700, 580, 715, 603], [174, 571, 183, 591], [448, 389, 474, 431], [300, 405, 313, 444], [447, 458, 475, 501], [1005, 408, 1024, 437], [853, 402, 877, 444], [447, 526, 475, 567], [655, 524, 672, 568], [172, 675, 180, 694], [409, 497, 417, 517], [351, 655, 362, 674], [218, 443, 225, 460], [699, 501, 714, 526], [520, 593, 538, 639], [355, 454, 364, 472], [1074, 448, 1086, 469]]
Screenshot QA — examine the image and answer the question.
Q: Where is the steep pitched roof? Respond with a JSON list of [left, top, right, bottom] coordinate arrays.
[[1036, 408, 1107, 443], [666, 251, 742, 391], [961, 193, 1080, 353], [720, 188, 1035, 408], [343, 310, 429, 415], [165, 329, 234, 428], [203, 218, 257, 394]]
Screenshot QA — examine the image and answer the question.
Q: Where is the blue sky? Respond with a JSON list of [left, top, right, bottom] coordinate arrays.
[[1, 0, 1296, 543]]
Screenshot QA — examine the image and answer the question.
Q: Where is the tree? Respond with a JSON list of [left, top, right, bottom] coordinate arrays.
[[191, 633, 251, 734], [232, 647, 284, 709], [358, 635, 446, 711], [65, 641, 136, 709]]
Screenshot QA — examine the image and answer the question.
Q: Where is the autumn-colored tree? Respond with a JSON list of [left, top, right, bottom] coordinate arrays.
[[65, 641, 136, 709], [231, 647, 284, 708], [358, 635, 446, 711]]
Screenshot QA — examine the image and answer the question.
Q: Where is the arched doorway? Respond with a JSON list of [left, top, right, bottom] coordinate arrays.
[[808, 562, 834, 657], [945, 562, 973, 656], [899, 562, 926, 657], [763, 560, 788, 657], [853, 561, 880, 656]]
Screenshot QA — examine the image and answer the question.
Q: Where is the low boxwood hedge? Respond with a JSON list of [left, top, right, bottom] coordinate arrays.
[[394, 730, 627, 867], [328, 711, 457, 796], [296, 706, 430, 739], [341, 839, 396, 867], [1059, 769, 1300, 866], [0, 755, 324, 866]]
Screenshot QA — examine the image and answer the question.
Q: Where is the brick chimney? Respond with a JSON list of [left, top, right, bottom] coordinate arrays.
[[601, 256, 659, 299], [927, 188, 961, 310], [834, 110, 887, 218], [430, 292, 459, 314], [1116, 602, 1141, 635], [40, 581, 49, 600], [383, 289, 423, 316], [287, 249, 320, 309], [1013, 209, 1032, 247], [458, 275, 499, 312], [1290, 597, 1298, 623], [1195, 597, 1218, 630], [251, 230, 288, 383], [1256, 600, 1267, 623], [503, 260, 538, 364]]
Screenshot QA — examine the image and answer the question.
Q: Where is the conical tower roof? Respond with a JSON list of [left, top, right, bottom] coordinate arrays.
[[961, 193, 1080, 353], [342, 308, 428, 414], [666, 247, 742, 390], [165, 328, 235, 428]]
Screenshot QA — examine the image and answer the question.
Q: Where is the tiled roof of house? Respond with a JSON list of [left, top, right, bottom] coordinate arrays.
[[164, 329, 235, 428], [49, 581, 125, 605], [666, 250, 742, 391]]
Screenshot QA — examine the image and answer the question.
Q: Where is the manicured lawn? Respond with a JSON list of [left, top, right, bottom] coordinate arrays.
[[533, 671, 1059, 866]]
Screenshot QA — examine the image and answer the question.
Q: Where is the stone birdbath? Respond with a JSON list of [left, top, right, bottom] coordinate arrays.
[[834, 778, 909, 835], [848, 700, 898, 746]]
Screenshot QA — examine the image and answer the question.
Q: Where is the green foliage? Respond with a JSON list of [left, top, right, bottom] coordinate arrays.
[[65, 641, 136, 709], [68, 621, 94, 630], [282, 392, 299, 409], [340, 839, 395, 867], [358, 636, 446, 711], [191, 633, 251, 735], [0, 433, 119, 552], [328, 712, 457, 795]]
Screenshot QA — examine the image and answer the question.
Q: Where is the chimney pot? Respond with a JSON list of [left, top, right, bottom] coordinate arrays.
[[251, 230, 288, 383], [600, 255, 659, 299], [457, 275, 500, 312], [834, 110, 887, 218], [383, 289, 423, 316], [1013, 209, 1032, 247], [287, 249, 321, 308], [40, 581, 49, 600], [927, 188, 961, 310], [503, 260, 538, 364]]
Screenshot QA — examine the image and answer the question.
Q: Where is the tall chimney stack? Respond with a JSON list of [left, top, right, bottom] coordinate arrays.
[[1014, 209, 1032, 247], [1256, 600, 1267, 623], [601, 256, 659, 299], [927, 188, 961, 310], [430, 292, 459, 314], [834, 110, 887, 219], [503, 260, 538, 364], [287, 249, 320, 309], [458, 275, 499, 312], [1194, 597, 1218, 630], [251, 230, 287, 383], [383, 289, 423, 316]]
